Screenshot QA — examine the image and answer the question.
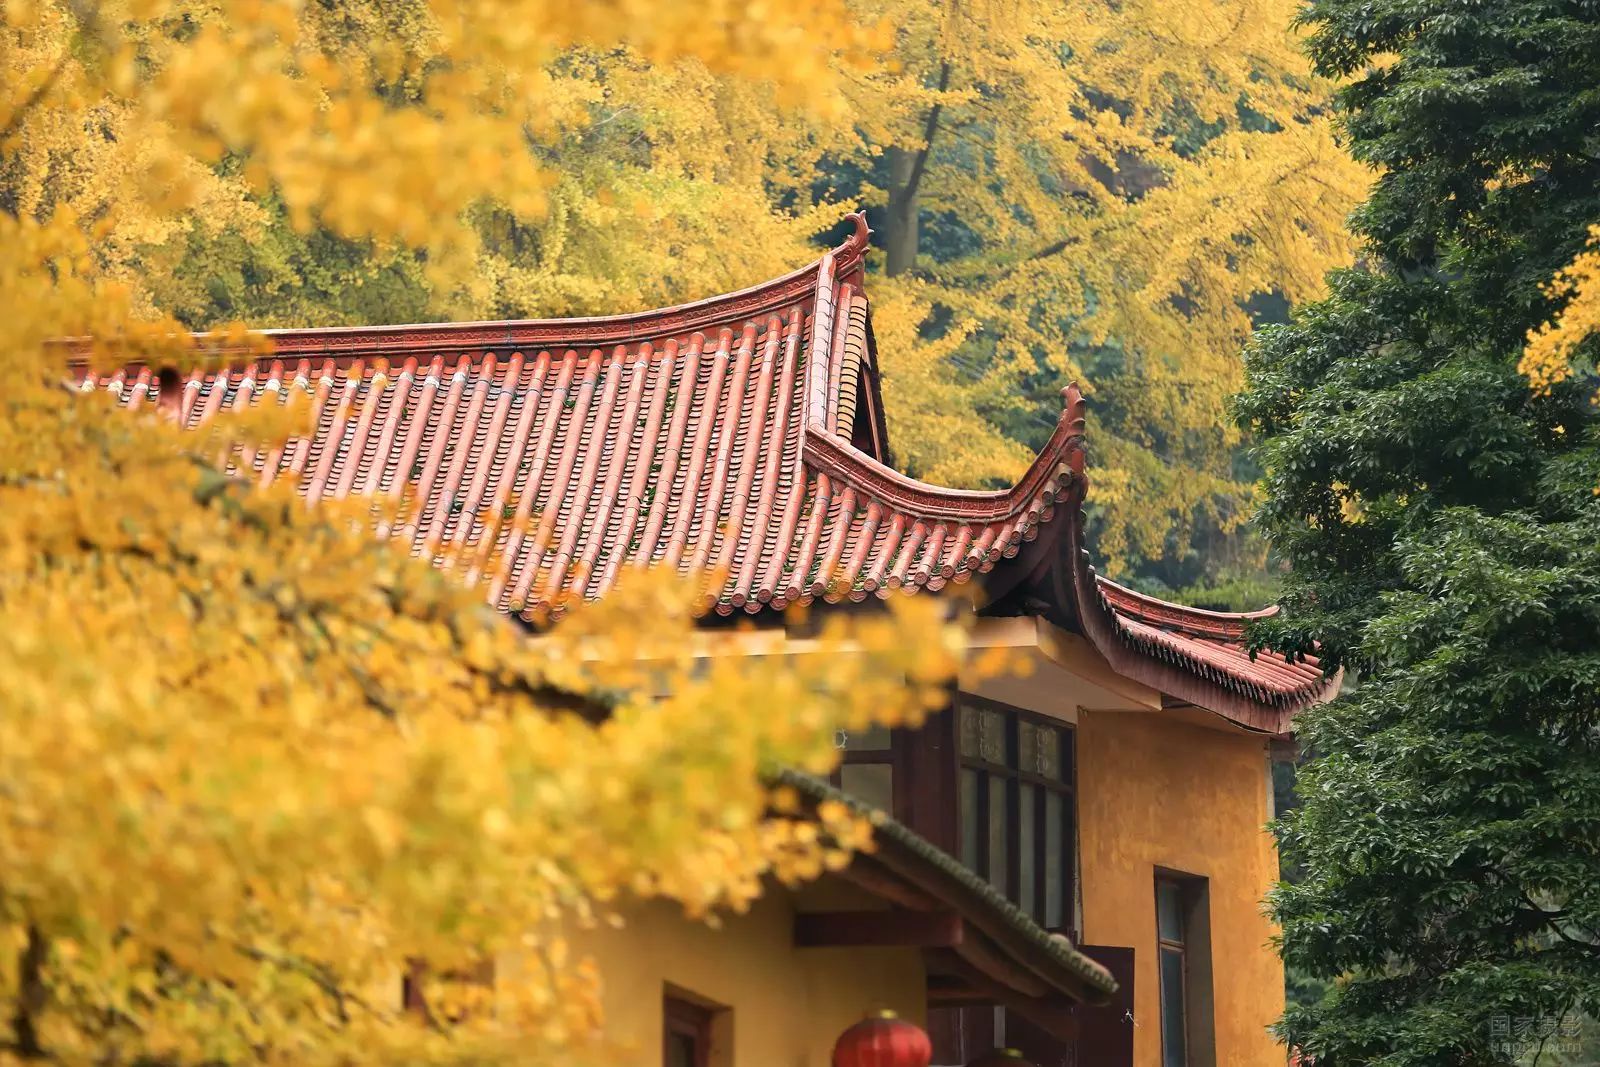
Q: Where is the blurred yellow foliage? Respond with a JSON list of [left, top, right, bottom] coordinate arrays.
[[0, 3, 957, 1064]]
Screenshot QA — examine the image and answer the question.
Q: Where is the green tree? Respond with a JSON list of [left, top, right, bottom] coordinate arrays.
[[1234, 0, 1600, 1063]]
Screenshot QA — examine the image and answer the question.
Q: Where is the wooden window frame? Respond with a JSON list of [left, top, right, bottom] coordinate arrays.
[[1155, 871, 1216, 1067], [1156, 876, 1188, 1067], [663, 995, 714, 1067], [831, 723, 894, 769], [829, 722, 900, 814], [956, 694, 1078, 938]]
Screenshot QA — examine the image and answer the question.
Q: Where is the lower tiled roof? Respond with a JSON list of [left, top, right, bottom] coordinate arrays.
[[1094, 579, 1330, 712], [775, 768, 1116, 1004]]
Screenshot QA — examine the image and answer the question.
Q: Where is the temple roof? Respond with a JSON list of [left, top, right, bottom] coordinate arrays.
[[79, 212, 1333, 733]]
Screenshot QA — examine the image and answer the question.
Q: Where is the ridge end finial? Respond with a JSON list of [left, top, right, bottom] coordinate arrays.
[[840, 209, 872, 254], [1060, 382, 1086, 423], [1060, 382, 1088, 474]]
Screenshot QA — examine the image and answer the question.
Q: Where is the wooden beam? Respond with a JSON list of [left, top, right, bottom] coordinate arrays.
[[838, 859, 941, 911], [955, 931, 1053, 999], [861, 841, 1106, 1003], [862, 847, 1064, 997], [930, 950, 1081, 1042], [795, 910, 964, 949], [926, 974, 997, 1007]]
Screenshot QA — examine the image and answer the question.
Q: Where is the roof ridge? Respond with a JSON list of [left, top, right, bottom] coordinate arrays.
[[70, 211, 875, 369], [800, 212, 871, 432], [1093, 576, 1279, 640]]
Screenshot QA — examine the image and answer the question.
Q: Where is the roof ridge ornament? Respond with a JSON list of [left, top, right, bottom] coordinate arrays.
[[1060, 383, 1086, 476], [840, 209, 872, 257]]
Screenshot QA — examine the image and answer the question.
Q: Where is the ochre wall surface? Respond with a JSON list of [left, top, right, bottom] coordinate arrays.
[[567, 888, 925, 1066], [1077, 710, 1284, 1067]]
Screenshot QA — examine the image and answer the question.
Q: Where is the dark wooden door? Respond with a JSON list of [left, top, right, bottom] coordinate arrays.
[[663, 997, 713, 1067], [1007, 1007, 1076, 1067], [1076, 946, 1136, 1066]]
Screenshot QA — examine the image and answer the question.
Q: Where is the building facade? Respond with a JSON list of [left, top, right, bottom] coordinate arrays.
[[88, 213, 1334, 1066]]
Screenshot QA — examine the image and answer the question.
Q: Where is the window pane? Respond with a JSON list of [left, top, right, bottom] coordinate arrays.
[[840, 723, 891, 752], [960, 768, 981, 873], [979, 708, 1006, 765], [953, 710, 979, 758], [1018, 721, 1062, 779], [1044, 791, 1064, 930], [987, 775, 1009, 894], [844, 726, 896, 751], [666, 1031, 697, 1067], [1057, 728, 1073, 783], [1158, 881, 1185, 943], [1018, 719, 1040, 773], [1018, 783, 1037, 919], [1038, 726, 1061, 780], [1160, 946, 1187, 1067], [840, 762, 894, 813]]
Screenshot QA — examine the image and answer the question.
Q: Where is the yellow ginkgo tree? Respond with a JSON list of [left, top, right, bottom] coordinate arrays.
[[0, 3, 958, 1064], [840, 0, 1372, 575]]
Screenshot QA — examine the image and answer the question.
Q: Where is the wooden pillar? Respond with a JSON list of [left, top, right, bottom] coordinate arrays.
[[895, 684, 959, 853]]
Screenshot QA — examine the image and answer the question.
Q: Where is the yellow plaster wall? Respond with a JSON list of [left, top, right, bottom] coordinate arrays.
[[568, 888, 925, 1067], [1077, 710, 1285, 1067]]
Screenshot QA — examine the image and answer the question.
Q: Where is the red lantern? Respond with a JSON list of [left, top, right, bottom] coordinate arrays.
[[967, 1050, 1038, 1067], [832, 1010, 932, 1067]]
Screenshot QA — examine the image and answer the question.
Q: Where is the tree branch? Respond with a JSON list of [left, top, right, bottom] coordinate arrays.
[[233, 942, 376, 1025], [1522, 890, 1600, 956]]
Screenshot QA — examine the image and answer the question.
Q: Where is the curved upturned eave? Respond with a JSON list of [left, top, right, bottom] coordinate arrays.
[[1049, 492, 1337, 733], [1095, 577, 1279, 635], [745, 386, 1088, 614], [800, 384, 1086, 526]]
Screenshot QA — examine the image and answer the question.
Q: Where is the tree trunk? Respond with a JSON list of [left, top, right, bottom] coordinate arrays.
[[885, 145, 921, 278], [11, 925, 47, 1058], [883, 62, 950, 279]]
